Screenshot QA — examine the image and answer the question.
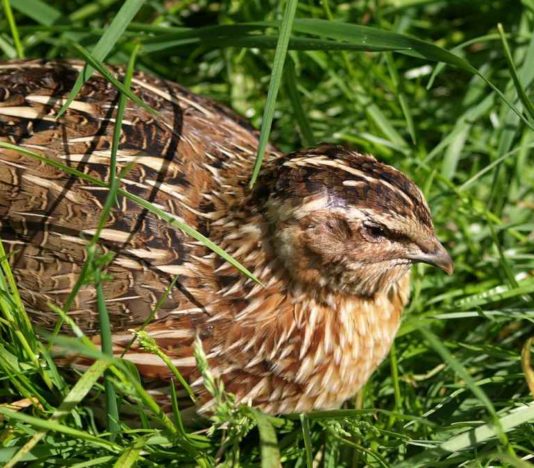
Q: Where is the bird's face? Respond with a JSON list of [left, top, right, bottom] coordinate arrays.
[[261, 145, 453, 297]]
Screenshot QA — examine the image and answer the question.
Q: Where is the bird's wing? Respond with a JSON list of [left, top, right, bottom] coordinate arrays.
[[0, 60, 260, 334]]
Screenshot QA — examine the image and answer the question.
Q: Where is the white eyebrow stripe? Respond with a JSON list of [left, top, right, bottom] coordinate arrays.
[[291, 197, 369, 221], [285, 156, 375, 181], [292, 197, 414, 231], [296, 195, 330, 214], [342, 180, 366, 187]]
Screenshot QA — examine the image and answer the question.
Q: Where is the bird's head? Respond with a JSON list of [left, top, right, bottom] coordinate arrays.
[[256, 144, 453, 297]]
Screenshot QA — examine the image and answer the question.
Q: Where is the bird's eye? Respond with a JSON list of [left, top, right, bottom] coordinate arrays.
[[363, 223, 387, 241]]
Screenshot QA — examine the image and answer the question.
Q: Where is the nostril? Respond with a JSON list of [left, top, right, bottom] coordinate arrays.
[[418, 239, 438, 255]]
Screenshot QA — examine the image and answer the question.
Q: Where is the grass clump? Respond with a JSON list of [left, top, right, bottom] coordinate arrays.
[[0, 0, 533, 466]]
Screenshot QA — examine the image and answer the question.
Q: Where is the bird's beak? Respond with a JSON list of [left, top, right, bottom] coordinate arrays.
[[409, 242, 454, 275]]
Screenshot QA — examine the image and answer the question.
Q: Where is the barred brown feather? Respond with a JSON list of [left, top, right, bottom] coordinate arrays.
[[0, 60, 452, 414]]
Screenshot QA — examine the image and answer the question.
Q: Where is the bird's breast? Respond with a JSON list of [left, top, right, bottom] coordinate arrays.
[[295, 278, 408, 411], [216, 273, 410, 414]]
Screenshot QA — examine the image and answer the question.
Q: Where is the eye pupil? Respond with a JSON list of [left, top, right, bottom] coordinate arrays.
[[366, 224, 386, 238]]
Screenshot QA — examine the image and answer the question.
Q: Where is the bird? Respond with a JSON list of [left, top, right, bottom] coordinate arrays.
[[0, 59, 453, 415]]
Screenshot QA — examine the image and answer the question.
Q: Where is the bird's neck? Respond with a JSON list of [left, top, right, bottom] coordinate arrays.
[[207, 198, 410, 323]]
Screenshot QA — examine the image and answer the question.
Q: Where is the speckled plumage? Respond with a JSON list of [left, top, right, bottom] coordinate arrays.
[[0, 60, 452, 414]]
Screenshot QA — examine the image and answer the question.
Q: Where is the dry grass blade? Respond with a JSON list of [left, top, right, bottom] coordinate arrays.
[[521, 337, 534, 398]]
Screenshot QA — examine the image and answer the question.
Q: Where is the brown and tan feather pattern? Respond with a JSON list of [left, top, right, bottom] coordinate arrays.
[[0, 60, 453, 414]]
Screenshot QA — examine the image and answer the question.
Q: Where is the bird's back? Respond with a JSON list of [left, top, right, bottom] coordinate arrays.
[[0, 59, 262, 333]]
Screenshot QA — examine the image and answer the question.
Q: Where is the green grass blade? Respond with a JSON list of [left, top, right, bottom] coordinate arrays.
[[3, 0, 24, 58], [0, 239, 33, 342], [135, 331, 196, 403], [70, 43, 157, 116], [142, 34, 407, 53], [251, 410, 281, 468], [249, 0, 299, 187], [459, 144, 534, 191], [284, 57, 315, 147], [128, 192, 261, 283], [69, 0, 121, 22], [56, 0, 145, 117], [4, 360, 111, 468], [0, 241, 55, 388], [109, 43, 139, 188], [87, 45, 140, 440], [293, 408, 435, 426], [441, 125, 468, 179], [113, 437, 147, 468], [293, 18, 486, 66], [455, 277, 534, 309], [9, 0, 61, 25], [419, 328, 511, 451], [0, 407, 119, 452], [169, 382, 188, 439], [95, 271, 120, 437], [367, 103, 408, 149], [385, 52, 416, 144], [46, 332, 190, 442], [397, 402, 534, 467], [0, 35, 17, 58], [498, 23, 534, 120], [0, 343, 50, 408], [330, 432, 390, 468], [71, 456, 117, 468], [388, 343, 402, 426], [300, 414, 313, 468], [426, 32, 501, 90], [292, 18, 533, 129]]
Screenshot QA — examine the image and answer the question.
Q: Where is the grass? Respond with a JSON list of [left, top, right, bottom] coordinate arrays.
[[0, 0, 533, 466]]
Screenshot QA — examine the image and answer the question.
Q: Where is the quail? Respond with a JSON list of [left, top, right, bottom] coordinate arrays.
[[0, 60, 453, 414]]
